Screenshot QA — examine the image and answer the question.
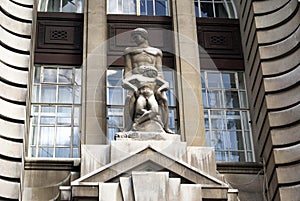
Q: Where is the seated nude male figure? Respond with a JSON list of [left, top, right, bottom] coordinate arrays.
[[123, 28, 174, 133]]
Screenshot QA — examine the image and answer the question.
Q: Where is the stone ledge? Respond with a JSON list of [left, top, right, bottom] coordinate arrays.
[[115, 131, 180, 141]]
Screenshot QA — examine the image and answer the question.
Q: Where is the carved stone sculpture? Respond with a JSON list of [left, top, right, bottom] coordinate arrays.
[[118, 28, 174, 137]]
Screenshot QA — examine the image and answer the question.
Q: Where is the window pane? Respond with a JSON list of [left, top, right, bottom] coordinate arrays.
[[141, 0, 147, 14], [73, 127, 80, 146], [56, 127, 71, 146], [210, 110, 225, 129], [226, 111, 241, 130], [39, 126, 54, 145], [57, 106, 72, 125], [215, 3, 228, 18], [41, 85, 56, 103], [38, 147, 54, 157], [33, 85, 40, 103], [224, 91, 239, 108], [146, 0, 154, 15], [202, 89, 208, 107], [107, 70, 122, 87], [229, 151, 245, 162], [74, 106, 81, 126], [108, 0, 118, 13], [31, 126, 38, 145], [72, 148, 79, 158], [215, 151, 228, 161], [168, 108, 177, 131], [166, 90, 176, 106], [241, 111, 249, 130], [194, 1, 200, 17], [212, 130, 228, 150], [34, 67, 41, 83], [58, 68, 72, 83], [208, 90, 223, 108], [47, 0, 60, 12], [222, 72, 236, 89], [229, 130, 244, 150], [108, 88, 123, 105], [239, 91, 247, 108], [238, 72, 245, 89], [43, 68, 57, 83], [247, 151, 253, 162], [155, 0, 167, 16], [55, 148, 70, 158], [164, 71, 174, 88], [201, 3, 214, 17], [107, 108, 123, 127], [62, 0, 77, 12], [31, 147, 36, 157], [204, 110, 209, 129], [58, 86, 73, 103], [75, 68, 82, 85], [244, 131, 252, 150], [74, 86, 81, 104], [124, 0, 136, 14], [207, 72, 221, 88]]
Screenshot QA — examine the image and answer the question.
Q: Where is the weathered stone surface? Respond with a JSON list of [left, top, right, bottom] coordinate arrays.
[[180, 184, 202, 201], [187, 147, 217, 177], [81, 145, 110, 176], [99, 183, 122, 201], [120, 177, 134, 201], [110, 140, 187, 162], [132, 172, 169, 201]]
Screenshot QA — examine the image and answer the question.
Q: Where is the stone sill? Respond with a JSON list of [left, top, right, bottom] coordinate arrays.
[[217, 162, 263, 174], [24, 157, 80, 171]]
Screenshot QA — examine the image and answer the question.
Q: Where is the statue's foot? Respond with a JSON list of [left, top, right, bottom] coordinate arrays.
[[164, 127, 175, 134]]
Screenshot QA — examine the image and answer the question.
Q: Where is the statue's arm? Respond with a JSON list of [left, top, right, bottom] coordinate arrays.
[[156, 53, 164, 79], [156, 77, 169, 93], [123, 48, 133, 78], [122, 77, 138, 93]]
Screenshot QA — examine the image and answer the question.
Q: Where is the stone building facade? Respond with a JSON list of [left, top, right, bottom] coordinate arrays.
[[0, 0, 299, 200]]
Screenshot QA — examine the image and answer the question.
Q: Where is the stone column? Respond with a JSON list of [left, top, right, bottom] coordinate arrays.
[[171, 0, 206, 146], [82, 0, 107, 144]]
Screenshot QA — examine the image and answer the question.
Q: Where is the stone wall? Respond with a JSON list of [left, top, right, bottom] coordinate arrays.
[[235, 0, 300, 200], [0, 0, 34, 199]]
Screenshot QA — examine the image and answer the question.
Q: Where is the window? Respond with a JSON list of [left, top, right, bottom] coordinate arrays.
[[107, 0, 170, 16], [106, 68, 177, 141], [194, 0, 237, 18], [29, 66, 81, 158], [201, 71, 254, 162], [38, 0, 84, 13]]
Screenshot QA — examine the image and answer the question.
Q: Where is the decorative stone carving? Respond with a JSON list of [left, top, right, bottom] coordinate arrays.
[[116, 28, 175, 139]]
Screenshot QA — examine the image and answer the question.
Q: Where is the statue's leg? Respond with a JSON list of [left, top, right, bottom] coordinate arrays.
[[135, 95, 147, 117], [148, 95, 159, 113], [124, 92, 136, 131], [161, 92, 175, 134]]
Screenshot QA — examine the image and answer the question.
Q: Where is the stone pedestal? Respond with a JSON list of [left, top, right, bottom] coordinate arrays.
[[62, 134, 239, 200]]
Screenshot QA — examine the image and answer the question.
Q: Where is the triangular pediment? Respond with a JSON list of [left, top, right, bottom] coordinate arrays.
[[72, 146, 227, 187]]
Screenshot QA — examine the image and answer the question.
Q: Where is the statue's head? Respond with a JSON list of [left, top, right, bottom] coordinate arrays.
[[131, 28, 148, 40]]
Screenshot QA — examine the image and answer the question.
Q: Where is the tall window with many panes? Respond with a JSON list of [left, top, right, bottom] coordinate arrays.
[[201, 71, 254, 162], [29, 66, 81, 158], [106, 68, 177, 141], [38, 0, 84, 13], [107, 0, 170, 16], [194, 0, 237, 18]]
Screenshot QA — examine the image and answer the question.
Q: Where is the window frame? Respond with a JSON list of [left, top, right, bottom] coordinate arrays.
[[107, 0, 171, 16], [38, 0, 84, 13], [29, 65, 82, 159], [201, 70, 255, 162], [194, 0, 237, 19]]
